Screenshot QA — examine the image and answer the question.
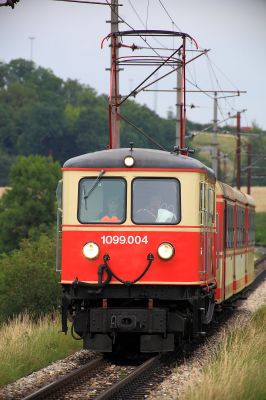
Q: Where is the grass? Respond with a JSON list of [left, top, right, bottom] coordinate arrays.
[[0, 313, 82, 386], [192, 132, 238, 155], [180, 306, 266, 400], [255, 212, 266, 246]]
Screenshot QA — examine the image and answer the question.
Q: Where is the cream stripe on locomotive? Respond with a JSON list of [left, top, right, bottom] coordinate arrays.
[[62, 169, 214, 227]]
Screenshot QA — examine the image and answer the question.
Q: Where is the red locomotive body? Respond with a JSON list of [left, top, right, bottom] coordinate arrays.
[[57, 148, 254, 352]]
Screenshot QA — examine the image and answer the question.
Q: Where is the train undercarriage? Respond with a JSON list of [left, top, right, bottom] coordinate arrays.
[[61, 283, 215, 353]]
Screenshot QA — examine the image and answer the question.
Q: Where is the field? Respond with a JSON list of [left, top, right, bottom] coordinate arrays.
[[0, 187, 6, 197], [247, 186, 266, 212]]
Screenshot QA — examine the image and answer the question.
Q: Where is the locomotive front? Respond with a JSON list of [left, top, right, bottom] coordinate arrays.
[[58, 148, 216, 352]]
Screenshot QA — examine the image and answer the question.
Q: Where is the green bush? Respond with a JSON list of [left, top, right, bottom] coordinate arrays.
[[0, 234, 60, 321]]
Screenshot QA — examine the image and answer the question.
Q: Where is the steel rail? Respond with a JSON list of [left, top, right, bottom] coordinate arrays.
[[95, 355, 160, 400], [255, 253, 266, 267], [254, 253, 266, 282], [22, 356, 103, 400]]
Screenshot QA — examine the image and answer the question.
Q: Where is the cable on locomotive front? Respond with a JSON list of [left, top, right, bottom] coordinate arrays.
[[72, 253, 154, 291]]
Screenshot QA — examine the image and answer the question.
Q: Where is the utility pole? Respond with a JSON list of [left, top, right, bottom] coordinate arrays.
[[175, 55, 182, 147], [29, 36, 35, 62], [236, 111, 241, 189], [217, 147, 221, 180], [223, 154, 228, 183], [153, 73, 158, 113], [212, 92, 218, 176], [247, 142, 252, 194], [109, 0, 120, 148], [175, 89, 246, 170]]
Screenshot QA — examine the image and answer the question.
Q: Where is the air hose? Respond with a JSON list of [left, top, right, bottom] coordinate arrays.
[[104, 253, 154, 286], [72, 253, 154, 291]]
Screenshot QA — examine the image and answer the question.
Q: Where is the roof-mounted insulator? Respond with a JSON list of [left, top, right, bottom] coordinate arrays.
[[173, 146, 195, 155]]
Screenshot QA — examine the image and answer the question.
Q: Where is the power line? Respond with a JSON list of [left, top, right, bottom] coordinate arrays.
[[118, 112, 167, 151], [127, 0, 169, 49], [53, 0, 119, 5], [127, 0, 146, 27], [157, 0, 245, 127], [157, 0, 182, 31]]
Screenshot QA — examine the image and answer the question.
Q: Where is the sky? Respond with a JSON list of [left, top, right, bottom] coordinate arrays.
[[0, 0, 266, 130]]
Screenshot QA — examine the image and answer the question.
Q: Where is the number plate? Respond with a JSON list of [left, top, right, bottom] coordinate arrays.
[[101, 235, 148, 245]]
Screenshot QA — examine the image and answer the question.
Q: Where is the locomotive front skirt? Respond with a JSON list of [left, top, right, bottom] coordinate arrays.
[[57, 148, 255, 352]]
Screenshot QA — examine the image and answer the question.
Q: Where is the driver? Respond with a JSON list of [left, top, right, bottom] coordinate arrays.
[[135, 193, 162, 223], [100, 194, 122, 222]]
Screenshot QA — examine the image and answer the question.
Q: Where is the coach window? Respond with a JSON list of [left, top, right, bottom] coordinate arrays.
[[78, 178, 126, 224], [248, 209, 255, 246], [226, 204, 234, 248], [236, 207, 245, 247], [132, 178, 180, 224]]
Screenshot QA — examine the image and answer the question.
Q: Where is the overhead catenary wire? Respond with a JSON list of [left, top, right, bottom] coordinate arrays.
[[118, 112, 167, 151], [156, 0, 226, 130], [157, 0, 246, 128], [205, 54, 231, 121], [127, 0, 178, 50], [157, 0, 182, 32], [53, 0, 119, 5]]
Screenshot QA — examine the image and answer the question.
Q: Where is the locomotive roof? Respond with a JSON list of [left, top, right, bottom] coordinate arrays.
[[63, 148, 215, 179]]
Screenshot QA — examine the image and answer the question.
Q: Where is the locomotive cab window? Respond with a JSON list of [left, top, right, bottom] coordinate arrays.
[[78, 178, 126, 224], [132, 178, 180, 224]]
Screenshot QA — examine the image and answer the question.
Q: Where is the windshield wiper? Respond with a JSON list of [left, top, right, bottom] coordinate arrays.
[[83, 169, 105, 209]]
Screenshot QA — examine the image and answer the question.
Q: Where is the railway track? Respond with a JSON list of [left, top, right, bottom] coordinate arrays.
[[21, 256, 266, 400], [22, 354, 165, 400]]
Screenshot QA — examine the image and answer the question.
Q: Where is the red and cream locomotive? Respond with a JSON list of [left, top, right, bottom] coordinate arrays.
[[57, 146, 255, 352]]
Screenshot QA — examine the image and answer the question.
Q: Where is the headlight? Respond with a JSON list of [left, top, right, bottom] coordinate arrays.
[[83, 242, 100, 260], [157, 242, 175, 260], [124, 155, 135, 167]]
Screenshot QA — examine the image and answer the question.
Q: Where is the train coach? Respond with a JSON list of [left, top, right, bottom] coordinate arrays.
[[56, 147, 255, 353]]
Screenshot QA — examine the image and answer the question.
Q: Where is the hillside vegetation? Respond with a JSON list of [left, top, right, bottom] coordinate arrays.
[[1, 58, 265, 187]]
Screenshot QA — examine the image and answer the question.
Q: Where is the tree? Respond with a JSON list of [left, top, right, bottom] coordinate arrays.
[[16, 103, 66, 158], [0, 155, 61, 253], [0, 149, 15, 186]]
